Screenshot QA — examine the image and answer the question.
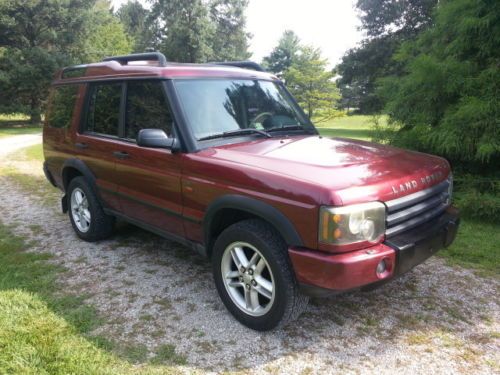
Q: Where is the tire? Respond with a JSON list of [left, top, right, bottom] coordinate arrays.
[[212, 219, 308, 331], [67, 176, 115, 242]]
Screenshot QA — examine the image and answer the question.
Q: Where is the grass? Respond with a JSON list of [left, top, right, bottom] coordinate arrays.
[[0, 223, 180, 374], [0, 126, 42, 138], [315, 114, 387, 141], [10, 142, 44, 161], [439, 220, 500, 277]]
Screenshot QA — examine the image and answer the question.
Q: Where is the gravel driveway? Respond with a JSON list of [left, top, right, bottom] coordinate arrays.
[[0, 135, 499, 374]]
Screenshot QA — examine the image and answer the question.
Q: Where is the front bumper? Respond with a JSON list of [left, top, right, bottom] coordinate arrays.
[[289, 206, 460, 297]]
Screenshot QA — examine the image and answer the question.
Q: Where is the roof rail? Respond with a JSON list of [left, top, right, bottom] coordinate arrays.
[[102, 52, 167, 67], [212, 61, 265, 72]]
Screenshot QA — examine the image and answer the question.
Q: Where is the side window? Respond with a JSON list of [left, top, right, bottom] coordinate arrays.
[[47, 85, 79, 128], [85, 82, 122, 136], [125, 81, 172, 140]]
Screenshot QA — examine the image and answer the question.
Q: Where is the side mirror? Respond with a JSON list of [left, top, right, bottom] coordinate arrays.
[[137, 128, 178, 150]]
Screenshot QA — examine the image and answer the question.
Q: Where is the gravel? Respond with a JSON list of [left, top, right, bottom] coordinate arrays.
[[0, 135, 498, 374]]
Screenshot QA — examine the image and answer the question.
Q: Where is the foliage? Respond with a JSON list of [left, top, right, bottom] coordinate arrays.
[[336, 0, 437, 113], [379, 0, 500, 167], [263, 32, 343, 123], [356, 0, 437, 38], [149, 0, 250, 62], [0, 0, 130, 123], [117, 0, 151, 52], [209, 0, 251, 61], [151, 0, 214, 63], [283, 47, 342, 122], [82, 1, 132, 62], [262, 30, 301, 74]]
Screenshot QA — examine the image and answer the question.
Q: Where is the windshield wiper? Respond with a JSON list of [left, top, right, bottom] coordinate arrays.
[[267, 124, 315, 133], [198, 128, 272, 141]]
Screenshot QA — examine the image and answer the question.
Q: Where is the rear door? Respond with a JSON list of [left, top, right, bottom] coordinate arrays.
[[112, 80, 184, 237], [74, 81, 123, 211]]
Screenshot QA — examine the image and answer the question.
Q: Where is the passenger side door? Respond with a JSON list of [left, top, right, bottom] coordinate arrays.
[[75, 81, 123, 211], [112, 80, 184, 237]]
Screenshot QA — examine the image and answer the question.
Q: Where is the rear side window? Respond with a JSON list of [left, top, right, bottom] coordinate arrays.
[[85, 82, 122, 136], [125, 81, 172, 140], [47, 85, 79, 128]]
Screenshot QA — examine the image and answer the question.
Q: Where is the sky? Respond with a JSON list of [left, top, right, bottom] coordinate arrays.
[[111, 0, 363, 67]]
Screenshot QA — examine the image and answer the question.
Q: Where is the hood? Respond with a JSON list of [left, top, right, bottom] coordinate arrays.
[[202, 135, 450, 205]]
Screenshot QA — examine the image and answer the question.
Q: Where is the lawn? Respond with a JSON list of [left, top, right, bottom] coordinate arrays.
[[0, 224, 178, 374], [440, 220, 499, 277], [315, 114, 387, 141]]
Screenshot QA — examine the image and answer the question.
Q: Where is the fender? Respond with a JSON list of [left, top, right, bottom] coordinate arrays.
[[204, 194, 304, 249], [61, 158, 104, 211]]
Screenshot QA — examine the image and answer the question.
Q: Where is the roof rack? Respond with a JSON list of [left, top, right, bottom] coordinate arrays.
[[102, 52, 167, 67], [211, 61, 265, 72]]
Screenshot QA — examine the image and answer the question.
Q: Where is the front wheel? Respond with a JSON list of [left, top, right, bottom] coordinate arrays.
[[212, 219, 308, 331]]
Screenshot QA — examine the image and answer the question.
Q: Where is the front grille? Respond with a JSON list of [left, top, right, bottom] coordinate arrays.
[[385, 179, 451, 238]]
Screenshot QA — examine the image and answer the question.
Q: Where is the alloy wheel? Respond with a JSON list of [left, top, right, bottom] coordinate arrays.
[[221, 241, 275, 317], [70, 187, 91, 233]]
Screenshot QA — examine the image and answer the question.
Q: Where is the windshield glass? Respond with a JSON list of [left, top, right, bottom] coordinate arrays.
[[174, 79, 313, 141]]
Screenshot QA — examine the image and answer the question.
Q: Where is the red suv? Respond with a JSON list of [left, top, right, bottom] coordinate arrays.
[[43, 52, 459, 330]]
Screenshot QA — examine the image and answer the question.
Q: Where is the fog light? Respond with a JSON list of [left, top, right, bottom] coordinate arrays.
[[376, 259, 387, 275]]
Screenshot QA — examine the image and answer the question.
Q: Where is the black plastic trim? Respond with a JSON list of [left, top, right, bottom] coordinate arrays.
[[385, 208, 460, 277], [43, 161, 57, 187], [204, 195, 304, 248], [104, 208, 206, 257], [61, 159, 104, 206], [102, 52, 167, 67], [210, 61, 265, 72]]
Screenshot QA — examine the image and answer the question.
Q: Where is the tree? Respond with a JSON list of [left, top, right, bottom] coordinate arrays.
[[379, 0, 500, 167], [283, 47, 343, 123], [336, 0, 437, 113], [117, 0, 151, 52], [0, 0, 92, 122], [262, 30, 300, 74], [0, 0, 130, 123], [150, 0, 251, 63], [209, 0, 251, 61], [82, 0, 132, 61]]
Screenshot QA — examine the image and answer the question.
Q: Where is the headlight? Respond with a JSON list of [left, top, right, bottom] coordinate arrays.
[[319, 202, 386, 246]]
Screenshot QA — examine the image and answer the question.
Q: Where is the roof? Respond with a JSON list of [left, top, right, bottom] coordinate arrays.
[[52, 60, 278, 85]]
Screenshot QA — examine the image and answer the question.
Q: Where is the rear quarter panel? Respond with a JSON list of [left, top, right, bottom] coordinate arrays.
[[43, 83, 87, 189]]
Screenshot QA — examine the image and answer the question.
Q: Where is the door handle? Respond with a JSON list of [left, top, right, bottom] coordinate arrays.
[[75, 142, 88, 149], [113, 151, 129, 159]]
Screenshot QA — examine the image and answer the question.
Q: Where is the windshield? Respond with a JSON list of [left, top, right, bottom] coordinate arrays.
[[174, 79, 313, 141]]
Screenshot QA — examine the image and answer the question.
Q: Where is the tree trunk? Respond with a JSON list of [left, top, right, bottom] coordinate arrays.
[[30, 96, 41, 125]]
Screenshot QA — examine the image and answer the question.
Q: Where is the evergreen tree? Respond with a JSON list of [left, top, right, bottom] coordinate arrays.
[[379, 0, 500, 167], [117, 0, 151, 52], [283, 47, 342, 123], [262, 30, 300, 74], [209, 0, 251, 61], [337, 0, 437, 113], [0, 0, 130, 123]]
